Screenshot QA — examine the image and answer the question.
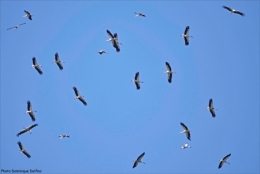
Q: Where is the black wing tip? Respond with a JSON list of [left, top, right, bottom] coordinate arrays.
[[168, 79, 172, 83]]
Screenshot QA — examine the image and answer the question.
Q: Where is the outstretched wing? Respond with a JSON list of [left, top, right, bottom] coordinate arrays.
[[79, 97, 87, 106], [222, 6, 232, 12], [166, 62, 172, 71], [17, 129, 27, 137], [234, 10, 245, 16], [106, 30, 114, 39], [17, 141, 23, 150], [35, 66, 43, 75], [29, 112, 36, 122], [23, 150, 31, 158], [180, 122, 188, 131], [73, 87, 79, 96]]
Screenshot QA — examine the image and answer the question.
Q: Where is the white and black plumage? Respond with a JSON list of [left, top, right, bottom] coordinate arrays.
[[17, 141, 31, 158], [97, 50, 108, 55], [17, 124, 38, 137], [133, 152, 145, 168], [106, 30, 121, 52], [32, 57, 43, 75], [180, 26, 193, 46], [207, 98, 217, 117], [163, 62, 176, 83], [7, 23, 26, 30], [218, 154, 231, 169], [180, 122, 191, 141], [135, 12, 146, 17], [26, 101, 36, 122], [73, 87, 87, 106], [59, 135, 70, 139], [131, 72, 143, 90], [181, 143, 191, 149], [23, 10, 33, 20], [53, 52, 64, 70], [223, 6, 245, 16]]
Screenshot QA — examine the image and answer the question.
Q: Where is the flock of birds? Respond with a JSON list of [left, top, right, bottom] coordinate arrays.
[[9, 5, 246, 170]]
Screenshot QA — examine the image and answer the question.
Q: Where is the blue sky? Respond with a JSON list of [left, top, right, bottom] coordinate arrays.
[[1, 1, 259, 173]]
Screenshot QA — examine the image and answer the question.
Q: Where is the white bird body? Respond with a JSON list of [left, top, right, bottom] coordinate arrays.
[[7, 23, 26, 30], [207, 98, 217, 117], [17, 124, 38, 137], [223, 6, 244, 16], [180, 26, 193, 45], [23, 10, 33, 20], [180, 122, 191, 141], [25, 101, 36, 121], [218, 154, 231, 169], [106, 30, 122, 52], [181, 143, 191, 149], [98, 50, 108, 54], [73, 87, 87, 106], [163, 62, 175, 83], [32, 57, 43, 75], [133, 152, 145, 168], [53, 52, 64, 70], [17, 141, 31, 158], [132, 72, 143, 90]]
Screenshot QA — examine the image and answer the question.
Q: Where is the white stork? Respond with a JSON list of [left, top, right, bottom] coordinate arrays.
[[32, 57, 43, 75], [218, 154, 231, 169], [181, 143, 191, 149], [180, 122, 191, 141], [163, 62, 176, 83], [207, 98, 217, 117], [23, 10, 33, 20], [180, 26, 193, 46], [59, 135, 70, 139], [223, 6, 244, 16], [106, 30, 122, 52], [73, 87, 87, 106], [17, 141, 31, 158], [97, 50, 108, 55], [131, 72, 143, 90], [135, 12, 146, 17], [17, 124, 38, 137], [53, 52, 64, 70], [133, 152, 145, 168], [25, 101, 36, 122], [7, 23, 26, 30]]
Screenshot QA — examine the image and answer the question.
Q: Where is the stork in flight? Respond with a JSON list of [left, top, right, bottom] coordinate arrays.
[[59, 135, 70, 139], [207, 98, 217, 117], [25, 101, 36, 122], [97, 50, 108, 55], [17, 124, 38, 137], [17, 141, 31, 158], [73, 87, 87, 106], [23, 10, 33, 20], [223, 6, 245, 16], [180, 26, 193, 46], [181, 143, 191, 149], [180, 122, 191, 141], [135, 12, 146, 17], [7, 23, 26, 30], [132, 72, 143, 90], [32, 57, 43, 75], [133, 152, 145, 168], [218, 154, 231, 169], [163, 62, 176, 83], [106, 30, 122, 52], [53, 52, 64, 70]]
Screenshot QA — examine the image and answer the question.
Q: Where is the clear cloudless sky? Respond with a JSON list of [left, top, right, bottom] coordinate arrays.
[[1, 1, 259, 173]]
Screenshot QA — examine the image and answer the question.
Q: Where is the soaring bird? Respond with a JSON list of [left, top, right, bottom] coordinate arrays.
[[181, 143, 191, 149], [106, 30, 121, 52], [207, 98, 217, 117], [218, 154, 231, 169], [17, 141, 31, 158], [7, 23, 26, 30], [32, 57, 43, 75], [25, 101, 36, 122], [180, 122, 191, 141], [131, 72, 143, 90], [135, 12, 146, 17], [17, 124, 38, 137], [53, 52, 64, 70], [73, 87, 87, 106], [59, 135, 70, 139], [23, 10, 33, 20], [133, 152, 145, 168], [223, 6, 245, 16], [163, 62, 176, 83], [97, 50, 108, 55], [180, 26, 193, 45]]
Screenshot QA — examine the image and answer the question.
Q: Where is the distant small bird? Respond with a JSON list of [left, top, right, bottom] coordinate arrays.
[[25, 101, 37, 122], [163, 62, 176, 83], [131, 72, 143, 90], [23, 10, 33, 20], [223, 6, 244, 16], [218, 154, 231, 169], [7, 23, 26, 30], [135, 12, 146, 17], [97, 50, 108, 55], [32, 57, 43, 75], [53, 52, 64, 70], [180, 122, 191, 141], [180, 26, 193, 46], [73, 87, 87, 106], [207, 98, 217, 117], [181, 143, 191, 149], [17, 124, 38, 137], [17, 141, 31, 158], [59, 135, 70, 139], [133, 152, 145, 168]]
